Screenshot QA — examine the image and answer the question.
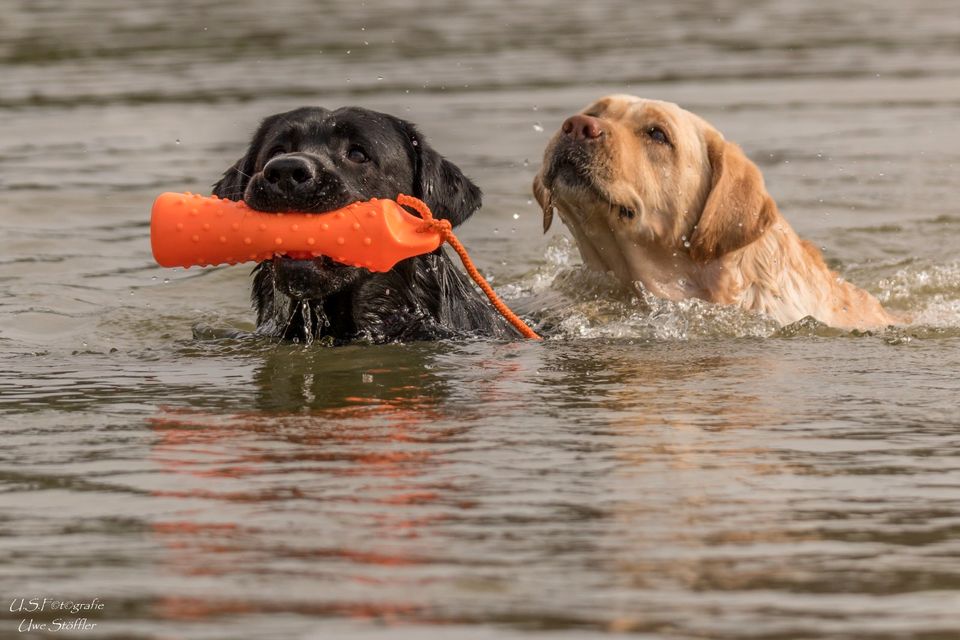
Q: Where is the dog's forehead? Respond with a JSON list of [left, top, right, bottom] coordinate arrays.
[[328, 107, 403, 138], [269, 107, 402, 143], [585, 95, 690, 126]]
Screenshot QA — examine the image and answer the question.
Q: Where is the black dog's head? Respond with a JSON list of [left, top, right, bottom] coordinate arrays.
[[212, 106, 482, 300]]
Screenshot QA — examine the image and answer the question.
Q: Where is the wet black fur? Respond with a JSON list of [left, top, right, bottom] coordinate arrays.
[[212, 106, 513, 344]]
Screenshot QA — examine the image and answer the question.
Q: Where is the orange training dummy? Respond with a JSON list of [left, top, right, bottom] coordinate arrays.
[[151, 191, 442, 273], [150, 192, 541, 339]]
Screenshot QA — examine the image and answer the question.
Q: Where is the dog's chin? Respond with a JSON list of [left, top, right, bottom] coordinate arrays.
[[272, 255, 366, 300], [543, 142, 611, 198], [544, 159, 642, 223], [545, 160, 614, 210]]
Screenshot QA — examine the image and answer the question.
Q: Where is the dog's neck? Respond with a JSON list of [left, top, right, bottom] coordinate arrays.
[[554, 200, 710, 300], [554, 199, 874, 328]]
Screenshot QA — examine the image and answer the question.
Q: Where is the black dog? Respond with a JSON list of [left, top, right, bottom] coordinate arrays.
[[212, 106, 515, 344]]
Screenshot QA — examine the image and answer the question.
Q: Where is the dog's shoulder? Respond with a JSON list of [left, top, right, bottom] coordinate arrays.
[[351, 253, 513, 342]]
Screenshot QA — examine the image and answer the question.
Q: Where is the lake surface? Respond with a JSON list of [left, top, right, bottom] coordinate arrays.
[[2, 1, 959, 638]]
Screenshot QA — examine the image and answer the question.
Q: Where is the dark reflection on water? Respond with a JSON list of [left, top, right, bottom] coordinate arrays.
[[2, 0, 960, 638], [250, 343, 454, 412]]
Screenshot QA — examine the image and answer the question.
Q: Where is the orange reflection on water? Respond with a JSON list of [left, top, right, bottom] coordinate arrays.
[[147, 392, 459, 625]]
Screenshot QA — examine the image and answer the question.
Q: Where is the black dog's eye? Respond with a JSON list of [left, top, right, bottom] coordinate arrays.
[[346, 146, 369, 163], [647, 126, 671, 147], [266, 145, 286, 159]]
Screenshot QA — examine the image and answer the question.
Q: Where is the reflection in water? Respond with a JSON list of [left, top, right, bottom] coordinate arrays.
[[250, 343, 453, 412], [148, 345, 472, 625], [138, 342, 864, 633], [0, 334, 956, 636]]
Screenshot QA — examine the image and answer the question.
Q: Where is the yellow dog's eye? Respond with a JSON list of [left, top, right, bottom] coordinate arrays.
[[647, 126, 670, 146]]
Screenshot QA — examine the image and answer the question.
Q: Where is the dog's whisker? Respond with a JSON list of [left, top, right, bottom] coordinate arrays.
[[212, 187, 246, 197]]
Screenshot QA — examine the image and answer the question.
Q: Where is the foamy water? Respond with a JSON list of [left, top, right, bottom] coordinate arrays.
[[503, 236, 960, 341]]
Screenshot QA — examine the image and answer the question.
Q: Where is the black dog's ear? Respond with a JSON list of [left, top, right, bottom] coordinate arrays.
[[401, 123, 482, 228], [211, 113, 283, 200], [211, 156, 252, 200]]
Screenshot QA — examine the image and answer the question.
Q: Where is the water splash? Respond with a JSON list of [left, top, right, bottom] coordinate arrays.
[[876, 260, 960, 328], [505, 239, 960, 341], [504, 238, 777, 340]]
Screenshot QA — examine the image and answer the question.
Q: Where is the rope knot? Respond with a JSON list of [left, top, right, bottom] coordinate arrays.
[[417, 218, 452, 236]]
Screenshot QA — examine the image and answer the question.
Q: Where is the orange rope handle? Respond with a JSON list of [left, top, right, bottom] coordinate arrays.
[[397, 194, 542, 340]]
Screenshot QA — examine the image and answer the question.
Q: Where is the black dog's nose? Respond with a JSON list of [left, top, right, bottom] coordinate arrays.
[[263, 156, 316, 189]]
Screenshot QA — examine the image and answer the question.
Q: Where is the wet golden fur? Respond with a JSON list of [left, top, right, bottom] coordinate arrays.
[[533, 94, 899, 330]]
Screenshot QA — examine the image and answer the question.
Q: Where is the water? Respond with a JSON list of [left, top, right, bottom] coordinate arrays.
[[2, 1, 960, 638]]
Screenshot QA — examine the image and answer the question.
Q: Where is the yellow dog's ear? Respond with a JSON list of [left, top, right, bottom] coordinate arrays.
[[689, 131, 777, 262], [532, 173, 554, 233]]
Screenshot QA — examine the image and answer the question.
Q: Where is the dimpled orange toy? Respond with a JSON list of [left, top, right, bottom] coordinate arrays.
[[150, 191, 541, 339], [150, 191, 443, 272]]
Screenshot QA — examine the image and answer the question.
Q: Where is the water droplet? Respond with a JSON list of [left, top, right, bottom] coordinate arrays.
[[523, 159, 529, 167], [683, 241, 691, 248], [512, 213, 520, 220], [376, 75, 383, 81], [532, 122, 544, 133], [175, 138, 181, 144], [362, 373, 373, 383]]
